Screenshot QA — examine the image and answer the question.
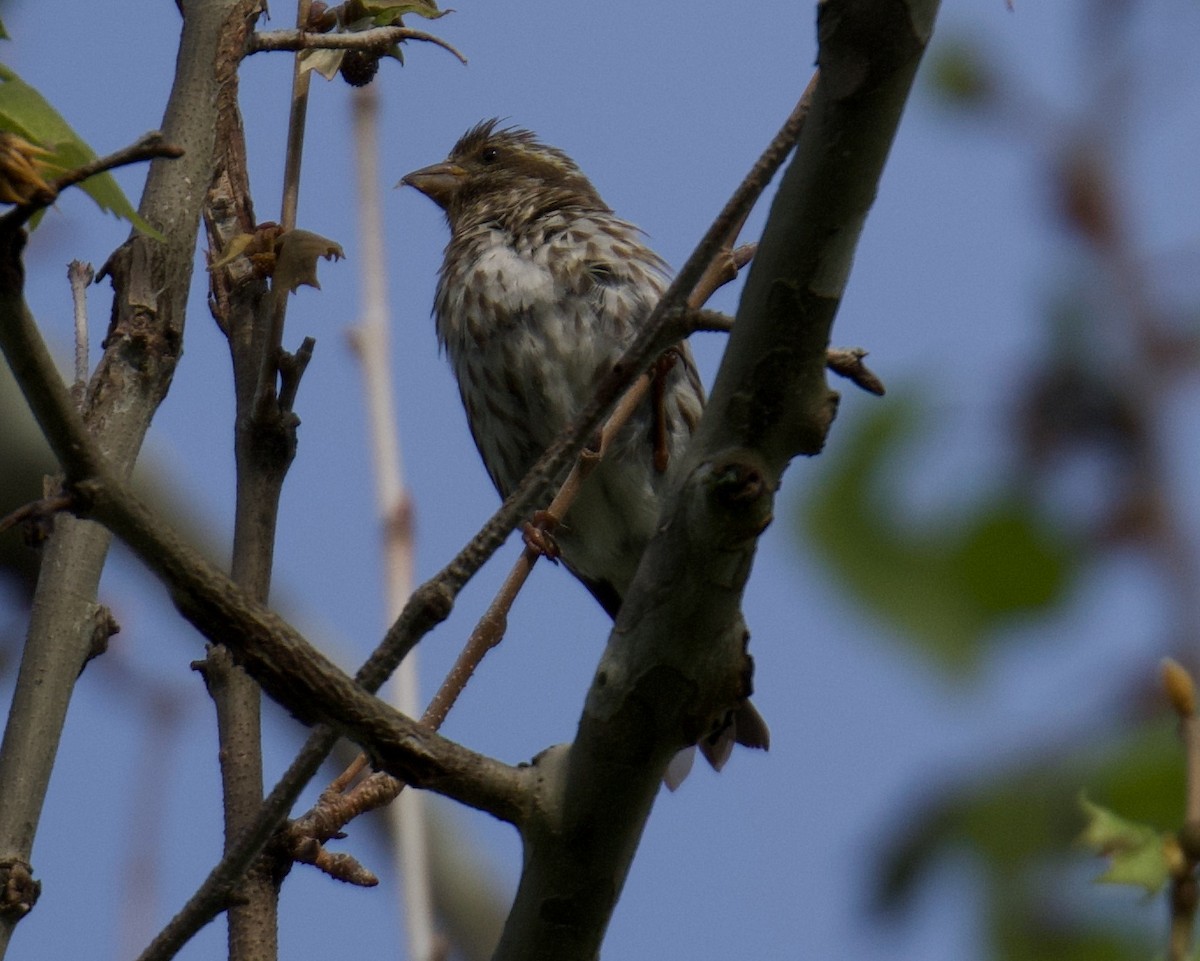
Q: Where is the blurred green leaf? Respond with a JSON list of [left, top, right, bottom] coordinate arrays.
[[1078, 794, 1171, 894], [992, 922, 1145, 961], [801, 395, 1077, 672], [0, 64, 159, 237], [875, 720, 1180, 959], [927, 38, 994, 106]]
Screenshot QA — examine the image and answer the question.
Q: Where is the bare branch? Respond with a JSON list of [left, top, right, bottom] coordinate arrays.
[[57, 131, 184, 194], [0, 494, 73, 539], [825, 347, 886, 395], [250, 26, 468, 64], [0, 249, 528, 820]]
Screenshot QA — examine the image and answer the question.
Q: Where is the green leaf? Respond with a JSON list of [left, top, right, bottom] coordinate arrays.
[[341, 0, 449, 25], [367, 0, 449, 21], [874, 721, 1180, 959], [0, 64, 160, 237], [1078, 793, 1171, 894], [0, 18, 9, 41], [800, 393, 1077, 672]]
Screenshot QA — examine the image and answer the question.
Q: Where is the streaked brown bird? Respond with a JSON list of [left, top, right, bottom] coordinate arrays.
[[402, 120, 768, 779]]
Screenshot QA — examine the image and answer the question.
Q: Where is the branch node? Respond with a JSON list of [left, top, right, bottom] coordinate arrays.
[[81, 604, 120, 673], [0, 492, 75, 544], [0, 858, 41, 920], [825, 347, 885, 396], [278, 335, 317, 412]]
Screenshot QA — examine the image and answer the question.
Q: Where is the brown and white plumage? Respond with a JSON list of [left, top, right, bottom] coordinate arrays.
[[403, 120, 768, 773]]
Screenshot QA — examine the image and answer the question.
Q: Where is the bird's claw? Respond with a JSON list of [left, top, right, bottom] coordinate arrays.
[[522, 510, 561, 560]]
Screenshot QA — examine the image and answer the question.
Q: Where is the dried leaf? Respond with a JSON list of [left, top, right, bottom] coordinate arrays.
[[209, 222, 283, 276], [1162, 658, 1196, 718], [298, 47, 347, 80], [0, 131, 57, 205], [344, 0, 449, 24], [273, 228, 345, 293]]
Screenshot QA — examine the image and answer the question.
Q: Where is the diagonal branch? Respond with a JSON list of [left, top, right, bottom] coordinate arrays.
[[0, 272, 526, 826]]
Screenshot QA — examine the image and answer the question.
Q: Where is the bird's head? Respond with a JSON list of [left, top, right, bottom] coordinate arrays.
[[400, 119, 607, 227]]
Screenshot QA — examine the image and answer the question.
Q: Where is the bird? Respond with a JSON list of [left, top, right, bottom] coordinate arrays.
[[401, 119, 768, 780]]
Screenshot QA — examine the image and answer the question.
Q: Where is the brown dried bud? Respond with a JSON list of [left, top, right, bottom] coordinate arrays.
[[305, 1, 338, 32], [1162, 658, 1196, 718]]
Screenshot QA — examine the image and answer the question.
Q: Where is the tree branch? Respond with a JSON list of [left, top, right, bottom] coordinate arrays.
[[0, 279, 527, 823], [249, 26, 467, 64], [492, 0, 940, 956], [201, 7, 295, 954]]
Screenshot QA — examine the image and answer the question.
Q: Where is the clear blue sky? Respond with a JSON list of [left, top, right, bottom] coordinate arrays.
[[3, 0, 1196, 959]]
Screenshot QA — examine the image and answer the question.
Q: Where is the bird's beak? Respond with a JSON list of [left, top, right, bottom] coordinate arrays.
[[398, 161, 468, 210]]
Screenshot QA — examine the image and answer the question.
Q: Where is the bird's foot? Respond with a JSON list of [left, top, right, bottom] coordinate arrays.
[[522, 510, 561, 560]]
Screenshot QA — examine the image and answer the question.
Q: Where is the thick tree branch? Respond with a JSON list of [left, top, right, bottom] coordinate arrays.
[[492, 0, 940, 957]]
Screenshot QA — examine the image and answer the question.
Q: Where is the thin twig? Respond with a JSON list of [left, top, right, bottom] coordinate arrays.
[[250, 26, 467, 64], [686, 321, 888, 397], [1164, 658, 1200, 961], [679, 308, 735, 334], [53, 132, 184, 195], [0, 493, 73, 538], [686, 243, 756, 312], [67, 261, 93, 404], [290, 370, 656, 848], [422, 371, 654, 729], [254, 3, 314, 417], [0, 131, 184, 232], [135, 728, 341, 961]]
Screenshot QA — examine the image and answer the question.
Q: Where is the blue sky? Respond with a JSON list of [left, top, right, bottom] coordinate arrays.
[[4, 0, 1199, 959]]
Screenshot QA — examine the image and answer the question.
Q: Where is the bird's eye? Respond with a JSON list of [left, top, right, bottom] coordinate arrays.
[[480, 147, 500, 165]]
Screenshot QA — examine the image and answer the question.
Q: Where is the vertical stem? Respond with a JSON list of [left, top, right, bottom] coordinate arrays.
[[347, 86, 439, 960], [198, 3, 319, 957], [278, 0, 313, 234], [255, 0, 314, 411]]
